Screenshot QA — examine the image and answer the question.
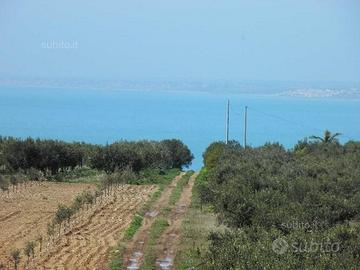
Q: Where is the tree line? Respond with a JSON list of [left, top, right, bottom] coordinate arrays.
[[0, 136, 193, 177], [90, 139, 193, 173], [197, 131, 360, 269], [0, 136, 92, 175]]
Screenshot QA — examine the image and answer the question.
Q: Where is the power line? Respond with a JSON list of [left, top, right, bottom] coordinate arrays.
[[225, 99, 230, 144], [244, 106, 248, 148], [233, 106, 354, 142]]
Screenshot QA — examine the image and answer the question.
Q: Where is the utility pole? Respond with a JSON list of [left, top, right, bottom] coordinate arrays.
[[226, 99, 230, 144], [244, 106, 248, 148]]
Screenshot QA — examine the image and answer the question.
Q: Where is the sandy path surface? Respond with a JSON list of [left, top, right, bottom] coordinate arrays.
[[122, 172, 185, 270], [155, 173, 198, 270]]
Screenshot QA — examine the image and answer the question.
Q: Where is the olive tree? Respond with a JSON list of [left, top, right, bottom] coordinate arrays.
[[10, 249, 21, 270], [9, 175, 19, 192], [0, 175, 9, 197], [24, 241, 35, 264]]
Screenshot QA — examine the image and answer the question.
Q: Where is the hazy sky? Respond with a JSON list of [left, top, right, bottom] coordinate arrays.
[[1, 0, 359, 82]]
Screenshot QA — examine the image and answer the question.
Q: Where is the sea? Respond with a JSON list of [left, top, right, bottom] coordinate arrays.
[[1, 86, 359, 170]]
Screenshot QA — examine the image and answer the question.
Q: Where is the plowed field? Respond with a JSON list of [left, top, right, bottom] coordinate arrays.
[[0, 182, 95, 269], [0, 182, 157, 270]]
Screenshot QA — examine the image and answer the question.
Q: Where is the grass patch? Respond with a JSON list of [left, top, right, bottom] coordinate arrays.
[[67, 173, 105, 183], [131, 168, 180, 185], [169, 171, 194, 205], [108, 243, 126, 270], [53, 167, 102, 182], [140, 218, 169, 270], [161, 206, 172, 216], [123, 214, 144, 240], [173, 207, 217, 269], [173, 172, 221, 270], [139, 171, 193, 269]]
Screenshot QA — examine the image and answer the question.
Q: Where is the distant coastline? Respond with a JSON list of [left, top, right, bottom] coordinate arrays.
[[278, 88, 360, 99], [0, 78, 359, 99]]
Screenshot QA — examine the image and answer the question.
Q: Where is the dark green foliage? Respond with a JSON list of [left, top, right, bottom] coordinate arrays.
[[0, 174, 9, 192], [169, 171, 194, 205], [0, 136, 93, 175], [123, 214, 143, 240], [0, 136, 193, 182], [91, 139, 193, 173], [102, 167, 137, 188], [26, 168, 45, 181], [9, 175, 19, 186], [134, 168, 179, 185], [310, 130, 342, 143], [195, 168, 214, 205], [10, 249, 21, 270], [199, 135, 360, 269], [24, 241, 35, 262], [70, 190, 96, 212], [204, 225, 360, 270], [203, 141, 227, 169], [54, 204, 74, 224], [160, 139, 194, 169]]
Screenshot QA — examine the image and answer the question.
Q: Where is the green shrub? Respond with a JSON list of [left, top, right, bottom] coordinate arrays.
[[0, 175, 9, 192], [10, 249, 21, 270], [124, 214, 143, 240], [199, 136, 360, 268], [54, 204, 74, 224], [169, 171, 193, 205], [24, 241, 35, 262], [26, 168, 44, 181]]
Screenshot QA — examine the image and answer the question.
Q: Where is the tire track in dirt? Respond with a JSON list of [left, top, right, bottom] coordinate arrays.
[[33, 185, 156, 270], [155, 172, 198, 270], [122, 172, 185, 270]]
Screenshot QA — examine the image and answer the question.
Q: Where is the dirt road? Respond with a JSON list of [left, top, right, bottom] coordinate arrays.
[[122, 172, 185, 270], [155, 172, 198, 270], [122, 172, 197, 270]]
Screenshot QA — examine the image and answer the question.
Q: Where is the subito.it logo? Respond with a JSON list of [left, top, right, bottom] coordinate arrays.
[[272, 238, 289, 255]]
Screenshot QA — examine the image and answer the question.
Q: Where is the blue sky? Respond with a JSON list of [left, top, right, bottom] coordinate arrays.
[[0, 0, 359, 82]]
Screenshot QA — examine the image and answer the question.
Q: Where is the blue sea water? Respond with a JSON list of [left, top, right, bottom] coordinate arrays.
[[0, 87, 360, 170]]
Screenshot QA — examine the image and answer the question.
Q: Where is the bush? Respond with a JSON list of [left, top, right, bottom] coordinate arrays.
[[203, 225, 360, 270], [10, 249, 21, 270], [91, 140, 193, 173], [199, 136, 360, 268], [124, 214, 143, 240], [54, 204, 73, 224], [203, 142, 227, 169], [24, 241, 35, 262], [26, 168, 44, 181], [0, 136, 193, 180], [0, 175, 9, 192]]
